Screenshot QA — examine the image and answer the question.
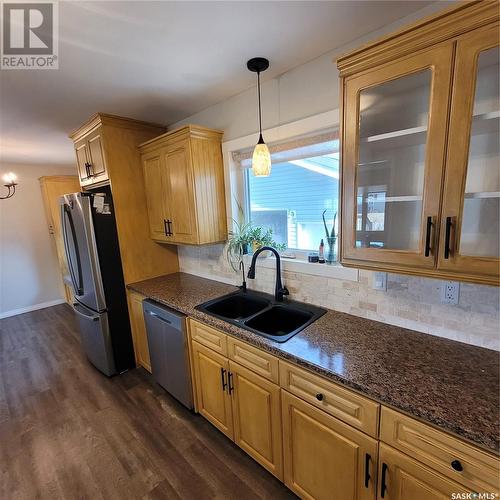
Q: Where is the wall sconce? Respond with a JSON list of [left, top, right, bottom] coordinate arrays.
[[1, 172, 18, 200]]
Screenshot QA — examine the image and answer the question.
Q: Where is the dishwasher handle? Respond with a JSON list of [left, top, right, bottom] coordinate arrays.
[[147, 310, 172, 325]]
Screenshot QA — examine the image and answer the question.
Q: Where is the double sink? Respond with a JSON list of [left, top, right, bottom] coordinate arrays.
[[196, 289, 326, 342]]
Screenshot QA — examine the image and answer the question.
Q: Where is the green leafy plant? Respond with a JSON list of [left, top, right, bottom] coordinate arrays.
[[248, 226, 286, 252], [226, 197, 286, 271], [226, 218, 254, 271]]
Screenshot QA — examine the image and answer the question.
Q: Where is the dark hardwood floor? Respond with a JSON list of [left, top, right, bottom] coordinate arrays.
[[0, 304, 296, 500]]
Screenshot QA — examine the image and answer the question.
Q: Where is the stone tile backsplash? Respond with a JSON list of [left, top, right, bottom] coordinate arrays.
[[178, 244, 500, 350]]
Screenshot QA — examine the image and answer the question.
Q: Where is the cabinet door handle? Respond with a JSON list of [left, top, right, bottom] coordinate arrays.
[[84, 162, 90, 178], [88, 162, 94, 177], [220, 368, 227, 391], [364, 453, 371, 488], [163, 219, 168, 237], [424, 216, 433, 257], [168, 220, 173, 236], [380, 463, 388, 498], [444, 216, 453, 259], [228, 371, 234, 395]]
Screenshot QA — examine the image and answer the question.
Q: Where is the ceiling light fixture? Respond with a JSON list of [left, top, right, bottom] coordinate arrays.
[[247, 57, 271, 177], [1, 172, 18, 200]]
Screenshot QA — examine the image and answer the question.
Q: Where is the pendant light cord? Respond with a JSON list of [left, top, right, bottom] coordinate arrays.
[[257, 71, 264, 143]]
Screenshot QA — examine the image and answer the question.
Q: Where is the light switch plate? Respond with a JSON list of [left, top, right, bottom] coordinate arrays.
[[372, 272, 387, 291], [440, 281, 460, 305]]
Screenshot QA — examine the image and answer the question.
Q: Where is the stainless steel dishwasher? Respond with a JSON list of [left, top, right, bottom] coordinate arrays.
[[142, 299, 193, 409]]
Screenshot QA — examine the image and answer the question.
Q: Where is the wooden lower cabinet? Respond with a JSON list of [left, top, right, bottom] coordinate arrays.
[[191, 341, 234, 439], [126, 290, 151, 372], [188, 321, 497, 500], [229, 360, 283, 479], [378, 443, 472, 500], [282, 390, 378, 500]]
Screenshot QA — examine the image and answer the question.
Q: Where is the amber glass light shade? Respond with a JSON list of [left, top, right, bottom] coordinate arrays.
[[252, 137, 271, 177]]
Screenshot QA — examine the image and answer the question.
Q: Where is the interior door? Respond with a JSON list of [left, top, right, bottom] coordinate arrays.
[[342, 43, 454, 269], [229, 361, 283, 480], [191, 341, 233, 439], [377, 444, 472, 500], [142, 151, 169, 241], [437, 25, 500, 282], [282, 391, 378, 500], [163, 142, 198, 244]]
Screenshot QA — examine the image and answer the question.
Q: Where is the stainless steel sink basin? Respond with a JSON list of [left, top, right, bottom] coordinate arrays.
[[196, 290, 326, 342]]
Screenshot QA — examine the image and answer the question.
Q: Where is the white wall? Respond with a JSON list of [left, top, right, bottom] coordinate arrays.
[[171, 1, 500, 350], [0, 164, 76, 317], [170, 2, 451, 139]]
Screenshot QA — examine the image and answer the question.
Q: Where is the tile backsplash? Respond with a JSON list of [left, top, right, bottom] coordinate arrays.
[[178, 244, 500, 351]]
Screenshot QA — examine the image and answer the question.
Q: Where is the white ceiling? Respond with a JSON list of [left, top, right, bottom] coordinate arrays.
[[0, 1, 435, 166]]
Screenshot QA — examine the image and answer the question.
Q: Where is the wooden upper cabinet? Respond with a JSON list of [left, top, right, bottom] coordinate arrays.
[[139, 125, 227, 245], [69, 113, 179, 285], [86, 128, 107, 184], [163, 142, 198, 244], [342, 44, 453, 271], [142, 150, 168, 241], [338, 2, 500, 285], [74, 138, 90, 184], [438, 25, 500, 282], [72, 125, 108, 187]]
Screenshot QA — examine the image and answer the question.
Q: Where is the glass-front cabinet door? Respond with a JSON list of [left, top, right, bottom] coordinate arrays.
[[342, 43, 454, 269], [438, 26, 500, 282]]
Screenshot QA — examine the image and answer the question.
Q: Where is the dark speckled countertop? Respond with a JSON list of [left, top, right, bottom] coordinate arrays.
[[128, 272, 499, 453]]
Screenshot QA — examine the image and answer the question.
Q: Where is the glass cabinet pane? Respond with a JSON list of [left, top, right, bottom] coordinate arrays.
[[459, 46, 500, 258], [355, 70, 431, 250]]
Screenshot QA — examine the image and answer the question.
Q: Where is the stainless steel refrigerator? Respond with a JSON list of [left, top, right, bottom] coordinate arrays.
[[61, 187, 135, 376]]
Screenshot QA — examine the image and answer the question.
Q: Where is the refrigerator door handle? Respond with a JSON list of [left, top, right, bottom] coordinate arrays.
[[62, 203, 84, 295], [73, 302, 99, 321]]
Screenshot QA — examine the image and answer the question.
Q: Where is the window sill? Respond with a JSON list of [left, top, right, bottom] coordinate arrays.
[[242, 254, 359, 282]]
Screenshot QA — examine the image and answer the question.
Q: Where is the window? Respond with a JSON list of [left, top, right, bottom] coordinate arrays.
[[237, 133, 339, 253]]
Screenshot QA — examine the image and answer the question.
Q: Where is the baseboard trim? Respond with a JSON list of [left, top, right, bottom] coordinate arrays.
[[0, 299, 66, 319]]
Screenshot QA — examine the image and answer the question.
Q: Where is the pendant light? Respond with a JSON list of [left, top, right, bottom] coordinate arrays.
[[247, 57, 271, 177]]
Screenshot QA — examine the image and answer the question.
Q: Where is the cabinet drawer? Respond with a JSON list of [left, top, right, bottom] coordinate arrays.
[[227, 337, 279, 383], [190, 319, 227, 355], [279, 361, 379, 438], [380, 407, 499, 493]]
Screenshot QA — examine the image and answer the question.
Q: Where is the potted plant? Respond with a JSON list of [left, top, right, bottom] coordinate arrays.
[[248, 226, 286, 255], [226, 219, 254, 271]]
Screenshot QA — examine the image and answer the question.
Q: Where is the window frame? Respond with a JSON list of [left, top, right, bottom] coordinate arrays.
[[221, 110, 359, 282]]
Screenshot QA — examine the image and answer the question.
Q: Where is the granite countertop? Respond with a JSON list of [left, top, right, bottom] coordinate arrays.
[[128, 272, 499, 453]]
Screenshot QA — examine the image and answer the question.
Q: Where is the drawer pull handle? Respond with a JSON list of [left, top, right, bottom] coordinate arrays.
[[220, 368, 227, 392], [316, 393, 324, 401], [380, 463, 388, 498], [451, 459, 463, 472], [364, 453, 371, 488]]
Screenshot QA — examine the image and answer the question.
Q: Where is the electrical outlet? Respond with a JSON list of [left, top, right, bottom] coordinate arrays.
[[440, 281, 460, 305], [372, 272, 387, 291]]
